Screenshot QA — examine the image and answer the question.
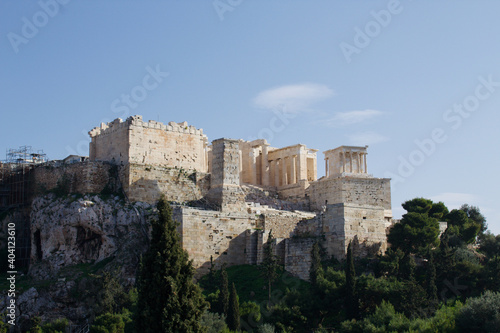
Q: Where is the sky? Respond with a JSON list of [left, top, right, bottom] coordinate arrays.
[[1, 1, 500, 233]]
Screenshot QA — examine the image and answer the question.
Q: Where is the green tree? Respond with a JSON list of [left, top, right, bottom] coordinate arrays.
[[399, 254, 416, 281], [217, 267, 229, 316], [41, 318, 68, 333], [91, 270, 130, 314], [460, 204, 487, 233], [29, 316, 42, 333], [310, 241, 322, 287], [479, 231, 500, 258], [136, 196, 208, 333], [240, 301, 261, 323], [227, 282, 240, 331], [388, 211, 440, 255], [261, 230, 280, 306], [376, 248, 404, 277], [345, 242, 359, 319], [402, 197, 434, 215], [446, 209, 482, 244], [426, 252, 438, 306], [200, 311, 227, 333], [90, 310, 132, 333], [455, 291, 500, 332]]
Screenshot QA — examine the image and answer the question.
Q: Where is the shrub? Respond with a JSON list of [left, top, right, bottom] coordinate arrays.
[[455, 291, 500, 332]]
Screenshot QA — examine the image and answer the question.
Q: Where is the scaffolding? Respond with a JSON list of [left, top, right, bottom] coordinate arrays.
[[5, 145, 48, 165], [1, 146, 48, 270]]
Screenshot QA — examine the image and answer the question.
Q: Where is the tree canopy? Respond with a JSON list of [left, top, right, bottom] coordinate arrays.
[[136, 196, 207, 333]]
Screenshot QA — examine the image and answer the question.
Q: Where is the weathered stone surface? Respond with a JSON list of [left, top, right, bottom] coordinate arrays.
[[29, 194, 152, 280], [89, 116, 208, 172], [122, 163, 210, 203], [33, 161, 116, 195]]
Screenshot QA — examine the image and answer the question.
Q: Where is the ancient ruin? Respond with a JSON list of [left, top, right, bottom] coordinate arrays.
[[86, 115, 392, 279]]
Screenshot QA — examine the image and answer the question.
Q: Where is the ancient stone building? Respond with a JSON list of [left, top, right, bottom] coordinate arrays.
[[87, 116, 392, 280]]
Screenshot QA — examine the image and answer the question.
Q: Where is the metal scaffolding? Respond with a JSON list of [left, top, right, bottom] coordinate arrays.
[[1, 146, 48, 270]]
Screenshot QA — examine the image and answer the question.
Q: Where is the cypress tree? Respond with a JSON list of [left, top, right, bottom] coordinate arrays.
[[136, 196, 208, 333], [261, 230, 280, 306], [310, 241, 322, 286], [427, 252, 438, 305], [227, 282, 240, 331], [345, 242, 358, 319], [217, 267, 229, 316], [400, 253, 416, 281]]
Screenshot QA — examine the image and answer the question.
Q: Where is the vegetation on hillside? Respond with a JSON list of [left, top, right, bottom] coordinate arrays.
[[20, 198, 500, 332]]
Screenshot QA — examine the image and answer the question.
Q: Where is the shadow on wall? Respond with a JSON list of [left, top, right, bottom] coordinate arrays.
[[128, 177, 164, 203], [127, 170, 210, 204], [196, 229, 258, 278], [350, 235, 384, 258]]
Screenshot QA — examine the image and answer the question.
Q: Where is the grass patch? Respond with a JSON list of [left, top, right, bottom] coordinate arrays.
[[199, 264, 310, 305]]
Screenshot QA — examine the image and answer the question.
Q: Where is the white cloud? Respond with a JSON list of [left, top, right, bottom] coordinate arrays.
[[324, 109, 384, 127], [253, 83, 334, 113], [347, 131, 389, 146], [429, 192, 481, 209]]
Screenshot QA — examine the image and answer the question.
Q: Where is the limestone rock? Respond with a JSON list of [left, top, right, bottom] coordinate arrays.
[[29, 193, 152, 281]]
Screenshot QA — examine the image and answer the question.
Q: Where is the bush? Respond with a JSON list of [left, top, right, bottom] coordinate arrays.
[[200, 311, 228, 333], [455, 291, 500, 332], [454, 247, 480, 265], [257, 323, 275, 333], [90, 309, 132, 333], [41, 318, 68, 333], [240, 301, 261, 323]]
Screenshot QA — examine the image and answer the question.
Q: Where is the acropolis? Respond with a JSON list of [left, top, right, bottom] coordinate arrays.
[[85, 115, 392, 279]]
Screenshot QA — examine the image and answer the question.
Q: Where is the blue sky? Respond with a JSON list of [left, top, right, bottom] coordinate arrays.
[[1, 1, 500, 233]]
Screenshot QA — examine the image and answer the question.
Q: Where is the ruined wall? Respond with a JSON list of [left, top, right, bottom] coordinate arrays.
[[89, 116, 208, 172], [307, 176, 391, 211], [128, 120, 207, 172], [343, 204, 387, 257], [89, 118, 130, 165], [284, 238, 317, 281], [121, 164, 210, 204], [262, 210, 317, 239], [33, 162, 115, 195], [322, 203, 387, 259], [206, 139, 245, 211], [173, 207, 262, 276]]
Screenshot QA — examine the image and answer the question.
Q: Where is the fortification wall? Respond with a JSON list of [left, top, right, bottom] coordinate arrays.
[[262, 210, 317, 239], [284, 238, 317, 281], [322, 203, 387, 259], [33, 162, 115, 195], [277, 181, 309, 206], [89, 118, 130, 164], [173, 207, 262, 276], [122, 164, 210, 204], [343, 204, 387, 257], [128, 120, 207, 172], [307, 176, 391, 211], [206, 139, 245, 211], [89, 116, 208, 172]]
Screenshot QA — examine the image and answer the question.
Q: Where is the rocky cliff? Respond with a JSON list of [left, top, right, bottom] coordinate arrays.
[[1, 194, 153, 329]]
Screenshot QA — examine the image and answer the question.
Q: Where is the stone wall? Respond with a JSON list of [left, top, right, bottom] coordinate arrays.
[[89, 118, 130, 165], [173, 206, 262, 276], [284, 238, 317, 281], [121, 163, 210, 203], [33, 162, 115, 195], [307, 176, 391, 211], [262, 210, 317, 239], [322, 203, 387, 259], [89, 116, 208, 172], [128, 120, 207, 172], [206, 139, 245, 211]]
